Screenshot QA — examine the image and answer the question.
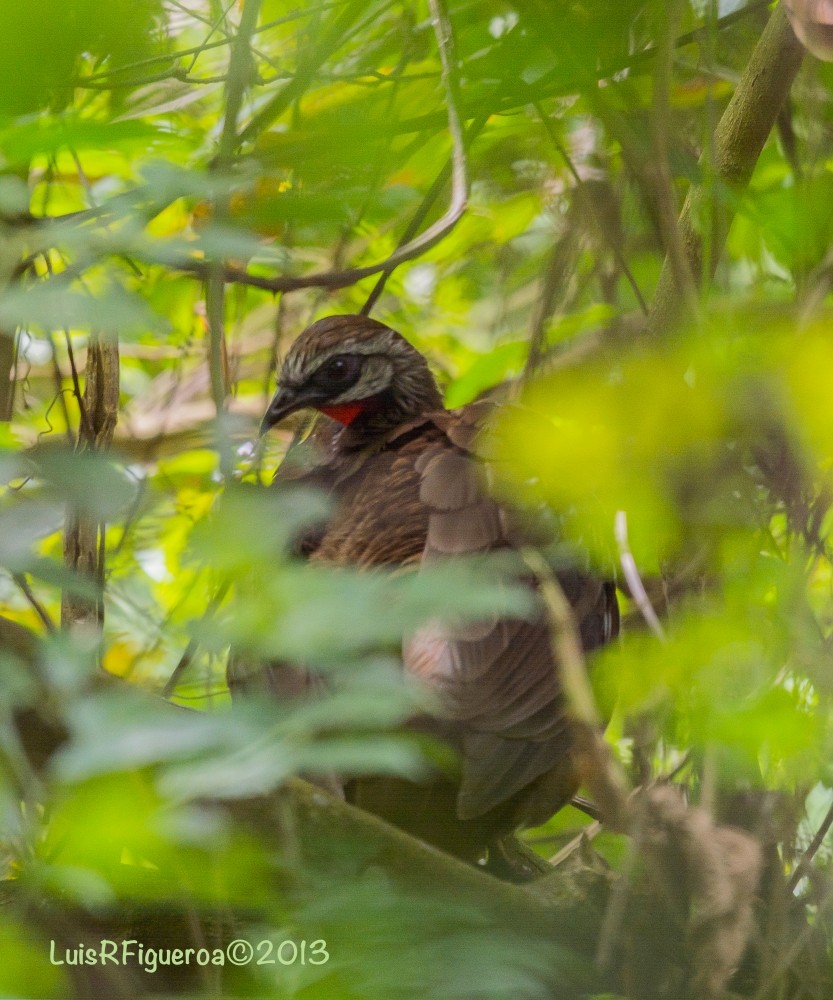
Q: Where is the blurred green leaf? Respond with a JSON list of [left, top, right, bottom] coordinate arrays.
[[0, 919, 68, 998], [30, 449, 138, 520], [0, 281, 167, 337]]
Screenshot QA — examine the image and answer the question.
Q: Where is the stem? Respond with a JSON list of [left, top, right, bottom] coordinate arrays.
[[207, 0, 263, 480], [647, 4, 804, 333]]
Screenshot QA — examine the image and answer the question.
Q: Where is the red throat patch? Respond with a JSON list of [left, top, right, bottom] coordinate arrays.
[[318, 401, 367, 426]]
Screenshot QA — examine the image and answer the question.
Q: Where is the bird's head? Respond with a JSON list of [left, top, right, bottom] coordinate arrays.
[[260, 315, 443, 435]]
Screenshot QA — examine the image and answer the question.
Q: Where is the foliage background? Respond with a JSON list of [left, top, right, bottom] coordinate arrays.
[[1, 0, 833, 998]]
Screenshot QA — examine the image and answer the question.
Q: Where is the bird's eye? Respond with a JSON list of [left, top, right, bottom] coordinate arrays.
[[314, 354, 361, 386]]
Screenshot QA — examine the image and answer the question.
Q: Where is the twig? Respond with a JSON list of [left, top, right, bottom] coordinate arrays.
[[521, 548, 631, 831], [614, 511, 666, 641], [162, 581, 231, 698], [363, 0, 474, 292], [755, 873, 833, 1000], [522, 550, 603, 728], [72, 5, 344, 85], [657, 750, 691, 783], [46, 333, 75, 446], [647, 4, 804, 333], [109, 470, 148, 561], [312, 53, 414, 319], [12, 573, 56, 633], [534, 103, 648, 317], [37, 388, 74, 447], [595, 814, 641, 971], [786, 799, 833, 894], [522, 224, 580, 380], [63, 328, 92, 443], [180, 0, 238, 76], [180, 0, 470, 303], [206, 0, 263, 480], [361, 114, 487, 316], [799, 244, 833, 323], [549, 821, 602, 868], [649, 0, 700, 320], [216, 1, 262, 162], [237, 0, 392, 146]]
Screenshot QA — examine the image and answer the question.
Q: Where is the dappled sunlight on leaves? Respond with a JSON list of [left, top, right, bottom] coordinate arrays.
[[1, 0, 833, 995]]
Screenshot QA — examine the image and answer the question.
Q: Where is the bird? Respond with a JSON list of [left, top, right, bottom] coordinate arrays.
[[230, 314, 618, 869], [784, 0, 833, 61]]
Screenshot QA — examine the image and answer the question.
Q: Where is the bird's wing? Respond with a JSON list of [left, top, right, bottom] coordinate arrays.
[[405, 404, 618, 821], [784, 0, 833, 61]]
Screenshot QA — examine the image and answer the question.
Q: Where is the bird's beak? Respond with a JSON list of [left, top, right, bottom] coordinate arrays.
[[259, 384, 320, 435]]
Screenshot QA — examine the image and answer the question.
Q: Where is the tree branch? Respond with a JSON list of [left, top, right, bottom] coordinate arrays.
[[61, 332, 119, 633], [647, 4, 805, 334], [521, 549, 631, 832], [361, 112, 487, 316], [177, 0, 470, 304], [207, 0, 263, 480], [226, 776, 609, 964]]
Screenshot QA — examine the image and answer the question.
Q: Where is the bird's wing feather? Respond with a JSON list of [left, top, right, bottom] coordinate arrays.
[[405, 405, 616, 821], [458, 730, 573, 821]]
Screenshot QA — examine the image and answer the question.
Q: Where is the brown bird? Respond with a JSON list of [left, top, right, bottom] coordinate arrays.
[[230, 314, 618, 868], [784, 0, 833, 61]]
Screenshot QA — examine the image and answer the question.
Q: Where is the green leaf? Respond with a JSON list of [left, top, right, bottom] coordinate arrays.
[[0, 281, 167, 337]]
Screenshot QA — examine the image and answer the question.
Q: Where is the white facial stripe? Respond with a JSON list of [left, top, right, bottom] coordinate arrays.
[[281, 339, 380, 388], [330, 355, 393, 403], [277, 324, 439, 418]]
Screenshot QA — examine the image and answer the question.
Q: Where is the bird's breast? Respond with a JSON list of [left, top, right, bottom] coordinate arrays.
[[311, 444, 431, 568]]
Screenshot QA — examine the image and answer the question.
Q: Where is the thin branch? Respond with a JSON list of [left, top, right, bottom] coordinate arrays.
[[647, 4, 804, 333], [786, 799, 833, 894], [181, 0, 238, 75], [755, 873, 833, 1000], [75, 68, 204, 91], [38, 388, 75, 446], [571, 795, 604, 821], [521, 548, 631, 832], [361, 114, 487, 316], [549, 821, 602, 868], [648, 0, 700, 319], [595, 821, 640, 971], [534, 103, 648, 317], [206, 0, 263, 480], [162, 581, 231, 698], [176, 0, 470, 302], [313, 53, 415, 319], [657, 751, 691, 783], [72, 4, 344, 85], [109, 471, 148, 561], [799, 244, 833, 323], [64, 328, 92, 443], [614, 510, 666, 641], [522, 224, 581, 380], [216, 1, 261, 162], [12, 573, 56, 634], [46, 333, 75, 447], [237, 0, 390, 146], [167, 0, 282, 79]]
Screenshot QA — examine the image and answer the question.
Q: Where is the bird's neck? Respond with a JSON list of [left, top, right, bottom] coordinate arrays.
[[333, 384, 443, 448], [319, 401, 373, 426]]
